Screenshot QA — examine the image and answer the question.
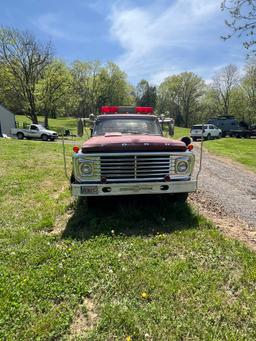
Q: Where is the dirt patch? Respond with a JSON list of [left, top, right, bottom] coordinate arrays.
[[68, 296, 98, 340], [189, 191, 256, 252], [47, 205, 74, 235]]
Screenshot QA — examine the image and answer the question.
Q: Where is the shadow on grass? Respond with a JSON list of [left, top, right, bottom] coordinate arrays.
[[62, 195, 200, 240]]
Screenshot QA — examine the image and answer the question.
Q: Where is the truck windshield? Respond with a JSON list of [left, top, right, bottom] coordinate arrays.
[[93, 118, 161, 136], [192, 125, 207, 130]]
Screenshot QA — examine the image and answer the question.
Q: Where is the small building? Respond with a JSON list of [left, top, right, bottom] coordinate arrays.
[[0, 104, 16, 137]]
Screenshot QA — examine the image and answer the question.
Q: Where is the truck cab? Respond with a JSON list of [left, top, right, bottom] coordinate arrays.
[[71, 106, 196, 202]]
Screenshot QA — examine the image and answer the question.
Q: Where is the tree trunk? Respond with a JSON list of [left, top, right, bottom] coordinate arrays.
[[184, 107, 189, 128], [44, 113, 49, 129], [30, 113, 38, 124]]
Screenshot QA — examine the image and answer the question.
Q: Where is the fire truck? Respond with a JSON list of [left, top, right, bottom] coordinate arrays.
[[70, 106, 196, 202]]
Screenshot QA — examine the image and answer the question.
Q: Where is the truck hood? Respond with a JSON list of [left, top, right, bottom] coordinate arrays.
[[42, 129, 57, 134], [81, 134, 187, 153]]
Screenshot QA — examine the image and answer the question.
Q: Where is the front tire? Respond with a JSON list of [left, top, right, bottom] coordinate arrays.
[[41, 134, 48, 141], [192, 137, 197, 142], [17, 132, 24, 140]]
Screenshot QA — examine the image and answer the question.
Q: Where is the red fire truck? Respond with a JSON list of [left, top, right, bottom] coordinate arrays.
[[70, 106, 196, 202]]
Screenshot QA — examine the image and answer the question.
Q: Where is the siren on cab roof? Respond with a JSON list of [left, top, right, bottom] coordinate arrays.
[[100, 106, 153, 114]]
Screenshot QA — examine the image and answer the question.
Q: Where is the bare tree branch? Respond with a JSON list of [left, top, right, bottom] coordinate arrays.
[[0, 27, 53, 122], [221, 0, 256, 55]]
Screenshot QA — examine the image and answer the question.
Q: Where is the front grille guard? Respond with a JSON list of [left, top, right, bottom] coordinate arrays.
[[72, 152, 195, 183]]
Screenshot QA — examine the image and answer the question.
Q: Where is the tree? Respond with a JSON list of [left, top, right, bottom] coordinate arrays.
[[0, 27, 52, 123], [211, 64, 240, 116], [136, 80, 157, 108], [98, 62, 134, 107], [157, 75, 183, 123], [157, 72, 205, 127], [178, 72, 205, 127], [221, 0, 256, 54], [71, 60, 102, 117], [241, 59, 256, 123], [0, 61, 24, 113], [36, 60, 72, 127]]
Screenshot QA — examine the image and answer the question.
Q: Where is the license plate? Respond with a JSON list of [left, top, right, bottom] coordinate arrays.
[[80, 186, 98, 194]]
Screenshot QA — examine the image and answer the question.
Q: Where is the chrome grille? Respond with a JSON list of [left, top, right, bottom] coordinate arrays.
[[100, 154, 175, 182]]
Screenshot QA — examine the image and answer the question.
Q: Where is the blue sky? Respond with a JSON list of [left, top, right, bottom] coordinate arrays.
[[0, 0, 247, 84]]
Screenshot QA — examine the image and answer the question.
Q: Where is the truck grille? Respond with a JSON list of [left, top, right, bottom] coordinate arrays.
[[100, 154, 175, 182]]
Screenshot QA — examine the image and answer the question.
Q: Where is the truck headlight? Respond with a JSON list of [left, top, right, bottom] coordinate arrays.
[[80, 163, 93, 175], [73, 156, 101, 182], [175, 157, 192, 175], [177, 161, 188, 173]]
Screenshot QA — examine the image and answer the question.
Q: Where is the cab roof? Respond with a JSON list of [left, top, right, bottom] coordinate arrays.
[[97, 114, 158, 120]]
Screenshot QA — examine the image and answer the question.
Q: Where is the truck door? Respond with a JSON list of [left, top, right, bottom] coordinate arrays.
[[29, 125, 40, 138]]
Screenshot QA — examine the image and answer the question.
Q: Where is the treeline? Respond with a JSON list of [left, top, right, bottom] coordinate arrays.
[[156, 64, 256, 127], [0, 27, 255, 127], [0, 28, 135, 127]]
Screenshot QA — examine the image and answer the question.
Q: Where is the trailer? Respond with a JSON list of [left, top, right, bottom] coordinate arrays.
[[208, 116, 256, 138]]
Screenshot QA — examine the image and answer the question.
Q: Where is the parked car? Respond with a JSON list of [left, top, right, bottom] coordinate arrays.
[[11, 124, 58, 141], [70, 106, 196, 202], [190, 124, 222, 141]]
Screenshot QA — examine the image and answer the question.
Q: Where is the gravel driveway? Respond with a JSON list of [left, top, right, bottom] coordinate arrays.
[[191, 144, 256, 231]]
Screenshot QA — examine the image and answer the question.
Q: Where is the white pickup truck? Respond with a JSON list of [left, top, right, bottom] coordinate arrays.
[[11, 124, 58, 141]]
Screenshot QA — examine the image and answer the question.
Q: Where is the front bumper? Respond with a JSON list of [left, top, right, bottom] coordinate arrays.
[[190, 133, 205, 138], [71, 180, 197, 197]]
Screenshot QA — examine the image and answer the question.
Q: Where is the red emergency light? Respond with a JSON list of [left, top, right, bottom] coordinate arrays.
[[100, 106, 154, 114], [135, 106, 153, 113], [100, 106, 119, 113]]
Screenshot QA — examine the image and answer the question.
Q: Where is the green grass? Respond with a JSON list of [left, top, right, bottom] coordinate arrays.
[[172, 126, 190, 139], [1, 138, 256, 340], [162, 126, 190, 140], [204, 137, 256, 172]]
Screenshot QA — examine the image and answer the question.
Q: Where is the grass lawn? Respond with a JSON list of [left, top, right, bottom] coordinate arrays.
[[172, 126, 190, 139], [1, 138, 256, 340], [204, 138, 256, 173]]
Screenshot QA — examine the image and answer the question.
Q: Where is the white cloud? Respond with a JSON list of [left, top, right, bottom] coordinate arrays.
[[108, 0, 243, 84], [33, 13, 89, 43], [35, 13, 68, 39]]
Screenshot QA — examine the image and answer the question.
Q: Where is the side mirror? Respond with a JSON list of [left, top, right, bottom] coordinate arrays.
[[180, 136, 191, 146]]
